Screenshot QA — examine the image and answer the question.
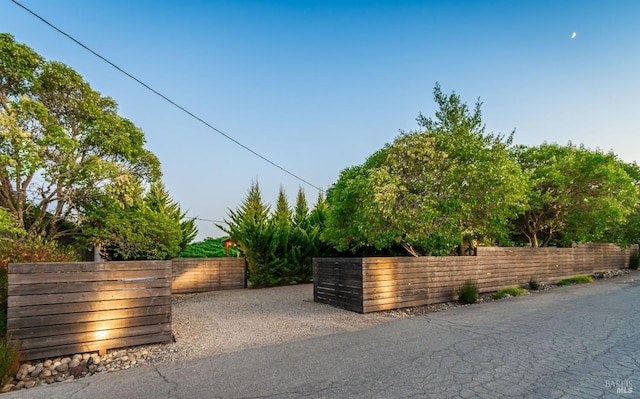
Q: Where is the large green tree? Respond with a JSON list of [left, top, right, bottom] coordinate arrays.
[[621, 204, 640, 248], [323, 84, 528, 256], [511, 143, 640, 247], [80, 184, 184, 260], [0, 33, 160, 239], [619, 162, 640, 247]]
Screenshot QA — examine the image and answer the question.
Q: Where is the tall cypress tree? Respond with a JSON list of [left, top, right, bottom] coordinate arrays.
[[270, 187, 292, 283], [221, 181, 273, 287], [287, 188, 312, 282], [146, 182, 198, 252]]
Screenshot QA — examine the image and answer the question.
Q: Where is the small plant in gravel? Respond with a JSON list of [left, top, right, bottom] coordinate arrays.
[[457, 282, 479, 304], [528, 279, 540, 290], [0, 338, 20, 385], [493, 286, 528, 299], [557, 275, 593, 286]]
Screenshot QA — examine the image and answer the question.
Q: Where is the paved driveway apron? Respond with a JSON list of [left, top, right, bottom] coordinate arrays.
[[8, 272, 639, 398]]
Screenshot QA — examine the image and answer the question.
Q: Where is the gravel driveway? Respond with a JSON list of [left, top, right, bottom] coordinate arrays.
[[169, 283, 392, 361], [168, 270, 633, 362]]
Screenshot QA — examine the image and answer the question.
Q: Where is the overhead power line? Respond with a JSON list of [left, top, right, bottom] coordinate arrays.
[[190, 217, 226, 224], [10, 0, 322, 192]]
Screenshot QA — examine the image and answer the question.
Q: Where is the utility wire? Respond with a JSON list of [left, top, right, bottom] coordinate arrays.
[[11, 0, 322, 192], [190, 217, 226, 224]]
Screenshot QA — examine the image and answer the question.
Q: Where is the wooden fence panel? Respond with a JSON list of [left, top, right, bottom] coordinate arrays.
[[314, 258, 363, 313], [314, 244, 638, 313], [8, 261, 172, 361], [171, 258, 246, 294]]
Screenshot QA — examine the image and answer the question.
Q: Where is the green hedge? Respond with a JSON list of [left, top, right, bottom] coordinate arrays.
[[179, 237, 237, 258]]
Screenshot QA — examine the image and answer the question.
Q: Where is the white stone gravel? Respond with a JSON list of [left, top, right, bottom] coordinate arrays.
[[168, 283, 392, 361]]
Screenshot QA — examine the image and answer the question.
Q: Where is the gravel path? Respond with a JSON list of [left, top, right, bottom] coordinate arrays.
[[169, 283, 392, 362]]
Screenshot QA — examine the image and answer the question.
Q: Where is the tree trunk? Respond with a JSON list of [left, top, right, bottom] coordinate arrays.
[[531, 233, 539, 248]]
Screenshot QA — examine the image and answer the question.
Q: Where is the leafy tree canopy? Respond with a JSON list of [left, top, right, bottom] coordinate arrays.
[[80, 189, 181, 260], [0, 206, 22, 238], [511, 143, 640, 247], [618, 162, 640, 247], [323, 84, 528, 256], [0, 33, 160, 239]]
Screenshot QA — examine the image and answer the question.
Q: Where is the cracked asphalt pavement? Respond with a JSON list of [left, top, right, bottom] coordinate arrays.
[[7, 271, 639, 398]]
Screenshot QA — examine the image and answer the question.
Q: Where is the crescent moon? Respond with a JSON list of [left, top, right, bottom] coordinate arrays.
[[571, 32, 576, 39]]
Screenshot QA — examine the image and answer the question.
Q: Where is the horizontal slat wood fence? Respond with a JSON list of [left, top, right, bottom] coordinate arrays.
[[8, 261, 172, 360], [314, 243, 639, 313], [171, 258, 246, 294]]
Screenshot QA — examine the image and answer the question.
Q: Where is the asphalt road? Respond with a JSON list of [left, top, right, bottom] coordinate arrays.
[[7, 271, 639, 399]]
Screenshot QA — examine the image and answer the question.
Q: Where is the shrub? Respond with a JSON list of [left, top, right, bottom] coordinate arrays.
[[223, 183, 324, 288], [629, 252, 639, 270], [0, 338, 20, 385], [557, 275, 593, 286], [0, 237, 77, 337], [528, 279, 540, 290], [494, 286, 528, 299], [457, 282, 478, 304], [0, 236, 78, 269]]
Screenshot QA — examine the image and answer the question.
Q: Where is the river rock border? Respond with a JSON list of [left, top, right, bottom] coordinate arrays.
[[2, 343, 179, 393]]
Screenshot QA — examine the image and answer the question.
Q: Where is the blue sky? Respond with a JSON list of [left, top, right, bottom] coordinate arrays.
[[3, 0, 639, 240]]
